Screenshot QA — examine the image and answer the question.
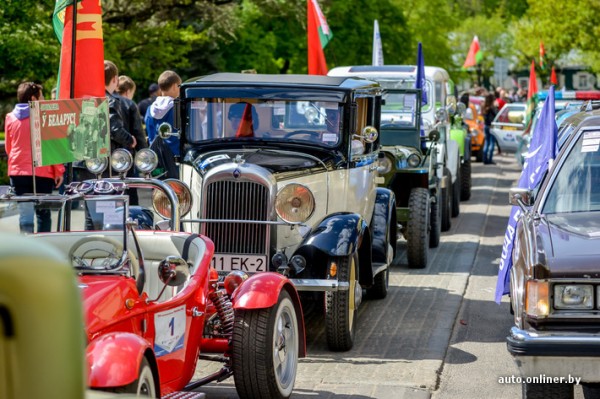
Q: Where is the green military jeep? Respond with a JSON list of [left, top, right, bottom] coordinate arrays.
[[376, 88, 448, 269]]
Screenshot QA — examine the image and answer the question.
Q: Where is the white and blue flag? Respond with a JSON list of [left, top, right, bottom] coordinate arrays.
[[495, 85, 558, 303]]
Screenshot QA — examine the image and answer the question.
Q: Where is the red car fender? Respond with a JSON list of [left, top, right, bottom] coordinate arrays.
[[86, 332, 154, 388], [231, 272, 306, 357]]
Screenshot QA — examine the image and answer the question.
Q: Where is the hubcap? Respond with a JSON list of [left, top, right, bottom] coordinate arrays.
[[273, 300, 298, 393]]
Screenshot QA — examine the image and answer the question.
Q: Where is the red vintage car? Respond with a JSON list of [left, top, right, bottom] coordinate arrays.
[[0, 148, 305, 398]]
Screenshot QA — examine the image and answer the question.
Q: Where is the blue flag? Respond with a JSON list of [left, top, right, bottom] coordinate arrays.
[[415, 42, 428, 105], [495, 85, 558, 304]]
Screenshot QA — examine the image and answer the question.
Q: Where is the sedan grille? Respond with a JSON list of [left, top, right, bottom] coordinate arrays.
[[203, 180, 269, 254]]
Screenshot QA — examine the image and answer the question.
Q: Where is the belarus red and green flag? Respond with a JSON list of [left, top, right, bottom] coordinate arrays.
[[307, 0, 333, 75], [525, 60, 539, 129], [539, 41, 547, 71], [463, 35, 482, 69], [53, 0, 105, 99]]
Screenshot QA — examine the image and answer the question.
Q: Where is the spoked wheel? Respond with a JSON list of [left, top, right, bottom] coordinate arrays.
[[522, 382, 573, 399], [109, 357, 158, 398], [232, 290, 299, 399], [406, 187, 430, 269], [325, 254, 360, 351]]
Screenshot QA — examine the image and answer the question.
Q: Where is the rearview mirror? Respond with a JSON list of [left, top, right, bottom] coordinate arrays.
[[361, 126, 378, 143], [428, 130, 440, 142], [158, 256, 190, 287], [509, 187, 533, 207], [158, 122, 180, 139]]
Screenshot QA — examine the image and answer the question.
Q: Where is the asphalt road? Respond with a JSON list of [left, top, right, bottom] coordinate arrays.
[[197, 153, 586, 398]]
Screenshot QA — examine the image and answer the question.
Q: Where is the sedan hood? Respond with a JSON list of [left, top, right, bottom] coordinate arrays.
[[542, 213, 600, 277]]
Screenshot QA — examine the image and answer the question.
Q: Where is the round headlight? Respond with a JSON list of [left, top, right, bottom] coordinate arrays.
[[111, 149, 133, 174], [85, 157, 109, 175], [378, 155, 393, 174], [135, 149, 159, 174], [407, 153, 422, 167], [275, 184, 315, 223], [152, 179, 192, 219]]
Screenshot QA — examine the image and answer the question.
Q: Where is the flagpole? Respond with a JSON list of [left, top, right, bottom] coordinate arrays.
[[66, 0, 78, 229]]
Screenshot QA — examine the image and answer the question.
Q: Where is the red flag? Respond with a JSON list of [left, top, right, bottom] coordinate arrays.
[[307, 0, 333, 75], [550, 65, 558, 85], [539, 41, 546, 70], [525, 60, 538, 128], [235, 103, 255, 138], [53, 0, 105, 99], [462, 36, 482, 69]]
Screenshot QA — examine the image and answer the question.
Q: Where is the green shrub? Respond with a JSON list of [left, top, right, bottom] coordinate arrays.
[[0, 158, 8, 185]]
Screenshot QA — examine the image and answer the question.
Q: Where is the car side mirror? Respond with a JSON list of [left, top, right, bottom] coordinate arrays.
[[158, 122, 180, 139], [457, 102, 466, 116], [158, 256, 190, 287], [435, 108, 448, 123], [509, 187, 533, 208], [361, 126, 378, 143], [428, 130, 440, 142]]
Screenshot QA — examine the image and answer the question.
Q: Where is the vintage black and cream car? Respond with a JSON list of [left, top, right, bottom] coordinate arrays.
[[507, 110, 600, 398], [168, 73, 397, 351]]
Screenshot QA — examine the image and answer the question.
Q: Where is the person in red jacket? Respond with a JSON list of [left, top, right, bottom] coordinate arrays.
[[5, 82, 64, 233]]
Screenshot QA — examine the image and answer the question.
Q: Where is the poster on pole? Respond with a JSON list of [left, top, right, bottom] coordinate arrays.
[[30, 97, 109, 166]]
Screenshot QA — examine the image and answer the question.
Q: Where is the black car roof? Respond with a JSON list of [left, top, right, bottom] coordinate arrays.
[[183, 73, 379, 91]]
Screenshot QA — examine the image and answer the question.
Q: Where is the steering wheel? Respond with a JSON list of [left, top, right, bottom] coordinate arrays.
[[284, 130, 321, 140], [68, 235, 140, 280]]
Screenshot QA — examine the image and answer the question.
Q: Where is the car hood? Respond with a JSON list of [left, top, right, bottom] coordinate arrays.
[[192, 148, 335, 176], [542, 213, 600, 277], [79, 275, 140, 335]]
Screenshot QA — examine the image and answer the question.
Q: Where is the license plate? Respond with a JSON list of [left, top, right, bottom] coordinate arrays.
[[211, 254, 267, 273], [502, 126, 518, 131]]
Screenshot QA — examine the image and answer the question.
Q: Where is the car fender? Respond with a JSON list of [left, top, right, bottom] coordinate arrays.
[[371, 188, 396, 263], [300, 213, 367, 257], [231, 273, 307, 357], [446, 139, 460, 183], [450, 127, 466, 158], [87, 332, 153, 389]]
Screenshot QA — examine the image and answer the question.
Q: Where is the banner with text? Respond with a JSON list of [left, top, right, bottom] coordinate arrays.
[[31, 98, 109, 166]]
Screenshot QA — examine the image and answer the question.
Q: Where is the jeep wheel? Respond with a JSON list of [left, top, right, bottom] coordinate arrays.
[[109, 357, 157, 398], [325, 254, 359, 351], [429, 187, 441, 248], [406, 188, 429, 269], [441, 168, 452, 232], [232, 290, 299, 399], [451, 166, 461, 217], [366, 264, 389, 300], [522, 383, 573, 399], [460, 160, 472, 201]]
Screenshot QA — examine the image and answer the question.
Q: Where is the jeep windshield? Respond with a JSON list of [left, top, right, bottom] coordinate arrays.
[[185, 97, 343, 148], [365, 78, 433, 112], [381, 91, 418, 128]]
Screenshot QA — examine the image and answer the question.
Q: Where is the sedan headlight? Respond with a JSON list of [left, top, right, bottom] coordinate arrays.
[[377, 155, 393, 174], [525, 280, 549, 317], [554, 284, 593, 309], [152, 179, 192, 219], [407, 153, 422, 168], [275, 183, 315, 223]]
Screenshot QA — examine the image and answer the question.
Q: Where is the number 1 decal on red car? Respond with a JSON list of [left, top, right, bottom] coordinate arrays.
[[154, 305, 186, 357]]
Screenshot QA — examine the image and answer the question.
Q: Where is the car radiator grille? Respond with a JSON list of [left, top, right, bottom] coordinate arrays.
[[203, 180, 269, 254]]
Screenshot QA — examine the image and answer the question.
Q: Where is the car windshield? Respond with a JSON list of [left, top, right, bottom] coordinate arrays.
[[185, 98, 343, 148], [542, 130, 600, 214], [494, 104, 526, 125], [381, 91, 418, 128], [0, 193, 129, 234], [371, 78, 433, 112]]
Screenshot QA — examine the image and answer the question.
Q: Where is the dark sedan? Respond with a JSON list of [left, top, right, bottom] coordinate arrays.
[[507, 111, 600, 398]]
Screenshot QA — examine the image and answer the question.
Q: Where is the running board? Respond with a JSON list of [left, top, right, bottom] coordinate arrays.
[[163, 392, 206, 399]]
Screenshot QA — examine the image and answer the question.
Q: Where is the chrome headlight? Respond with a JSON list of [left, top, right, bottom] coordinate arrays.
[[407, 153, 422, 167], [85, 157, 109, 176], [275, 184, 315, 223], [377, 155, 393, 174], [135, 149, 159, 175], [152, 179, 192, 219], [111, 149, 133, 174], [554, 284, 593, 309], [525, 280, 549, 317]]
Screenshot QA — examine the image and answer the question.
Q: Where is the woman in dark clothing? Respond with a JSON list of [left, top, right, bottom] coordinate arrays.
[[482, 93, 498, 165]]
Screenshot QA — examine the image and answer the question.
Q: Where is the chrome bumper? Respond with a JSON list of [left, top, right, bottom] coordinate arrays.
[[289, 278, 349, 292], [507, 326, 600, 381]]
